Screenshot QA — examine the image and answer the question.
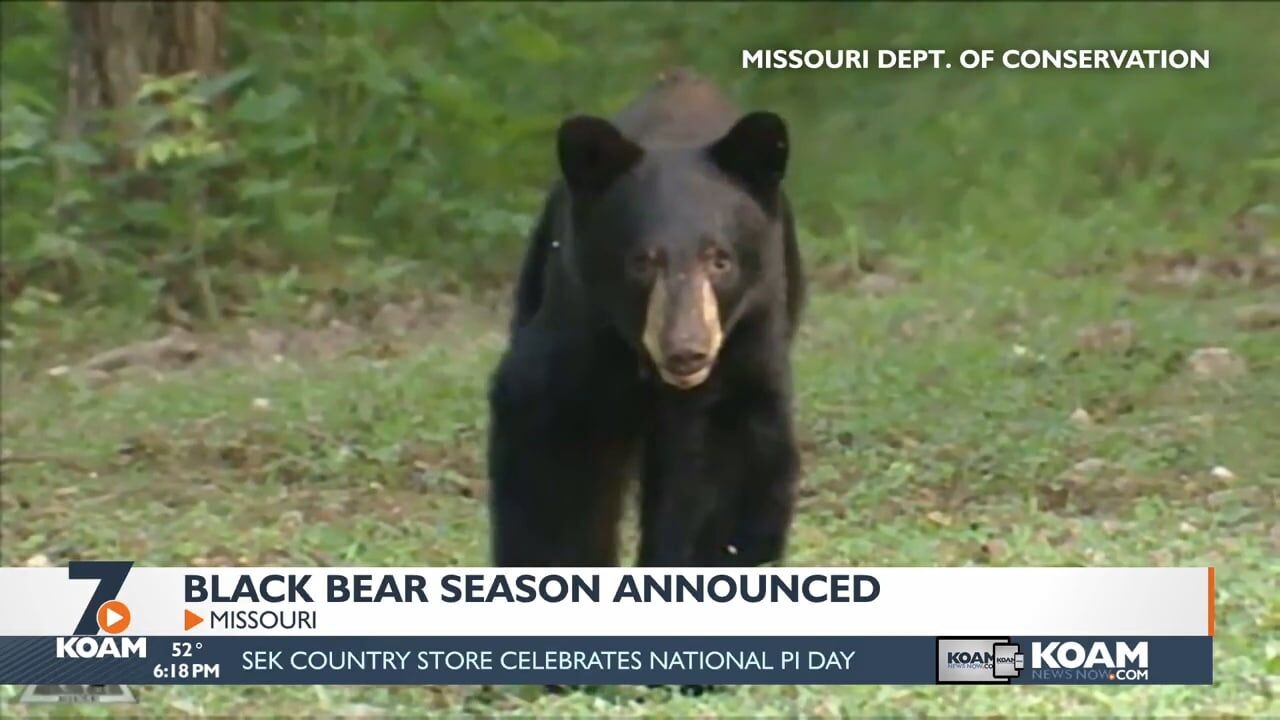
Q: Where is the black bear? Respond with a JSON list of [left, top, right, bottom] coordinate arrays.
[[487, 68, 805, 568]]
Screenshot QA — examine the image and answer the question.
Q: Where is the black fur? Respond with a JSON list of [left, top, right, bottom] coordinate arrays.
[[488, 68, 805, 568]]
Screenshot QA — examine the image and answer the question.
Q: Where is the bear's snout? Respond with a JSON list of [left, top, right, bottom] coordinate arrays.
[[664, 349, 711, 377], [642, 269, 723, 389]]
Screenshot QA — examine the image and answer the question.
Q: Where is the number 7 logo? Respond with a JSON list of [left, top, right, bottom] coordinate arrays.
[[69, 562, 133, 636]]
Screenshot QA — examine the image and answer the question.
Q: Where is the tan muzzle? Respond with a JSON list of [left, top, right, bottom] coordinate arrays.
[[641, 269, 723, 389]]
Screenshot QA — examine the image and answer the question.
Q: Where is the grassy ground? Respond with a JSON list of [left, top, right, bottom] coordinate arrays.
[[2, 211, 1278, 716]]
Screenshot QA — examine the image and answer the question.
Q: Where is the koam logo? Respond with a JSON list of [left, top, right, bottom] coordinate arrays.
[[946, 651, 992, 668], [936, 638, 1022, 684], [21, 561, 144, 704], [1032, 641, 1148, 669], [55, 561, 147, 659], [991, 647, 1022, 679], [1031, 641, 1149, 681], [56, 636, 148, 659]]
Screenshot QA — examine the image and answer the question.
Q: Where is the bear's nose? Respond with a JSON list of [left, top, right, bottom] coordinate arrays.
[[664, 350, 710, 377]]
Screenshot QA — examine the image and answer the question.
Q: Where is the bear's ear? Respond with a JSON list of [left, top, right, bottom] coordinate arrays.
[[707, 111, 789, 204], [557, 115, 644, 195]]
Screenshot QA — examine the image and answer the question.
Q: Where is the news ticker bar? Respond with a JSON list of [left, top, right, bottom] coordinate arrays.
[[0, 636, 1211, 686]]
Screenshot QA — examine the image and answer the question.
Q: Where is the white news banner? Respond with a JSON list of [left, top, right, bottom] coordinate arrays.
[[0, 567, 1214, 638]]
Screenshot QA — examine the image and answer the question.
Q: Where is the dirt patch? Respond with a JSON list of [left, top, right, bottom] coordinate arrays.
[[42, 292, 509, 388], [1185, 346, 1249, 381], [1073, 319, 1139, 354], [1233, 303, 1280, 331], [809, 252, 920, 296], [99, 416, 488, 494], [1124, 244, 1280, 296], [1034, 457, 1256, 517]]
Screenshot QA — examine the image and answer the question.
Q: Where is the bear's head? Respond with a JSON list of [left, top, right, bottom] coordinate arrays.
[[556, 111, 789, 390]]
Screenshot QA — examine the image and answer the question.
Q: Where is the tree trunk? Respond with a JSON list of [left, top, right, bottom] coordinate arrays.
[[59, 1, 228, 320], [61, 1, 225, 171]]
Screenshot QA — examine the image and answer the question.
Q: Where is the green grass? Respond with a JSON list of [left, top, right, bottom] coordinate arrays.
[[2, 225, 1277, 716]]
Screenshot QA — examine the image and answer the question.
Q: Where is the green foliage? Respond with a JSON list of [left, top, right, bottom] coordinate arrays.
[[1, 1, 1278, 326]]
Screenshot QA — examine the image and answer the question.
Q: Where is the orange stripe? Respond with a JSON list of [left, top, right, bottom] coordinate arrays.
[[1207, 566, 1215, 637]]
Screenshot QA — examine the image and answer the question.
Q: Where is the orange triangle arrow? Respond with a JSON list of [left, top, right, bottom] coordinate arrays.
[[184, 609, 204, 630]]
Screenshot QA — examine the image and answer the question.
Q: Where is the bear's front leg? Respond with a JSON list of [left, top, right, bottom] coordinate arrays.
[[711, 389, 800, 567], [637, 398, 720, 567], [487, 342, 632, 567], [488, 415, 625, 567]]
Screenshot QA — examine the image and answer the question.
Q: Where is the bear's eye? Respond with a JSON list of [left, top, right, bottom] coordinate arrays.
[[629, 250, 660, 280], [708, 248, 734, 275]]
